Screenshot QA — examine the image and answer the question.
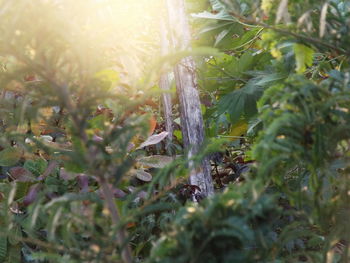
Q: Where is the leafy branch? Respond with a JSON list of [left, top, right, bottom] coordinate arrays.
[[227, 11, 350, 57]]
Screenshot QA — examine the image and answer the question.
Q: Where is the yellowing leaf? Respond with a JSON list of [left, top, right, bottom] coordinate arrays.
[[94, 69, 120, 89], [293, 43, 314, 73], [5, 80, 24, 92], [0, 148, 22, 166], [228, 120, 248, 138], [39, 107, 54, 118], [261, 0, 275, 14], [271, 47, 282, 59], [261, 31, 275, 42], [174, 130, 182, 140], [30, 107, 55, 136]]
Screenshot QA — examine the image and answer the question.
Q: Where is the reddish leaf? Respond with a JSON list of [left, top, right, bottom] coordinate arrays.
[[9, 167, 35, 182], [127, 142, 135, 152], [113, 188, 127, 198], [97, 184, 126, 199], [137, 190, 148, 199], [126, 222, 136, 228], [60, 167, 78, 181], [148, 115, 157, 135], [24, 74, 36, 82], [37, 160, 58, 181], [77, 174, 89, 193], [93, 134, 103, 142], [23, 184, 41, 206]]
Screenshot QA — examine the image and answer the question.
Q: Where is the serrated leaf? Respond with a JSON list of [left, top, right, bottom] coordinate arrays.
[[230, 28, 261, 50], [0, 148, 22, 167], [293, 43, 314, 73], [23, 159, 47, 177], [37, 160, 58, 181], [137, 132, 169, 149], [253, 72, 286, 86], [218, 89, 246, 123], [238, 51, 255, 73]]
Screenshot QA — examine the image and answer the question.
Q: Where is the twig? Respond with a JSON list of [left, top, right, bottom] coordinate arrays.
[[100, 180, 133, 263], [228, 11, 350, 56], [8, 48, 133, 263]]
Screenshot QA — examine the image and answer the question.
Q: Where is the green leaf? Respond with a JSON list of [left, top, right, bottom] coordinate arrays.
[[293, 43, 314, 73], [238, 51, 255, 73], [0, 235, 7, 261], [224, 90, 245, 123], [94, 69, 119, 83], [174, 130, 182, 140], [6, 244, 21, 263], [63, 160, 85, 173], [230, 28, 261, 50], [8, 225, 21, 245], [88, 114, 106, 130], [214, 28, 231, 46], [0, 148, 21, 167], [253, 72, 287, 86], [15, 181, 31, 200], [192, 10, 234, 21], [24, 159, 47, 177], [198, 21, 234, 35], [71, 135, 87, 157], [209, 0, 227, 11], [218, 85, 261, 124]]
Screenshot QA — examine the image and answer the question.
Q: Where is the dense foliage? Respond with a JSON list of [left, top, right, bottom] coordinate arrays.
[[0, 0, 349, 262]]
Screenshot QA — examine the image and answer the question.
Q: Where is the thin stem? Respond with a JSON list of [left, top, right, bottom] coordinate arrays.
[[100, 180, 133, 263], [8, 48, 133, 263]]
